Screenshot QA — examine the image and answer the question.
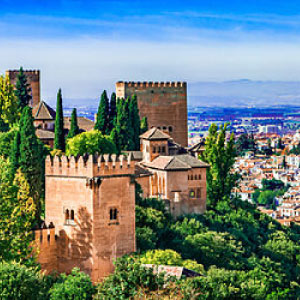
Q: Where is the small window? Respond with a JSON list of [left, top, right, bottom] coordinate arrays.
[[196, 188, 202, 198], [71, 210, 75, 220], [110, 208, 118, 220], [163, 126, 167, 130], [199, 174, 202, 180], [189, 189, 195, 198], [65, 209, 69, 221], [158, 146, 161, 153], [191, 175, 194, 180], [162, 146, 166, 153], [153, 146, 156, 153], [169, 126, 173, 133]]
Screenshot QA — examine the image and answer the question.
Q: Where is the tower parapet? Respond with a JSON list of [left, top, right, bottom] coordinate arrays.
[[46, 154, 135, 178]]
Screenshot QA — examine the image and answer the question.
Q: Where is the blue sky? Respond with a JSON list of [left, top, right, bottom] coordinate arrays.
[[1, 0, 300, 101]]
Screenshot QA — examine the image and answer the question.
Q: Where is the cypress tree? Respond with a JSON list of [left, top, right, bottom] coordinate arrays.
[[9, 130, 20, 177], [67, 108, 80, 139], [19, 106, 44, 221], [125, 97, 135, 150], [140, 116, 148, 134], [129, 94, 141, 150], [95, 90, 109, 134], [14, 67, 32, 112], [108, 92, 117, 134], [54, 88, 65, 151]]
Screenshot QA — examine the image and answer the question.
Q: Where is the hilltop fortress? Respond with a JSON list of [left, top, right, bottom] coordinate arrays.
[[6, 70, 207, 281]]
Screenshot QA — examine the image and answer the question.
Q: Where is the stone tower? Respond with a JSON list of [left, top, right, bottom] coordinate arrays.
[[6, 69, 40, 107], [37, 154, 136, 282], [116, 81, 188, 147]]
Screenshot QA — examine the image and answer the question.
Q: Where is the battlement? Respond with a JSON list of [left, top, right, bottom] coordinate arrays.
[[116, 81, 186, 88], [33, 222, 56, 247], [46, 153, 135, 178], [6, 69, 40, 76]]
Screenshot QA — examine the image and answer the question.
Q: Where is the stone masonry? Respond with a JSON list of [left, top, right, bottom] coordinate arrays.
[[116, 81, 188, 147]]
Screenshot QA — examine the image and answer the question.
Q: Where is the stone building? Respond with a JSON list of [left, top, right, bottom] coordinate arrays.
[[116, 81, 188, 147], [6, 69, 40, 107], [135, 127, 209, 217], [34, 154, 136, 281]]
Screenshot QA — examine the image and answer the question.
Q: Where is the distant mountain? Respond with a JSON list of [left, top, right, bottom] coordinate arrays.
[[188, 80, 300, 107]]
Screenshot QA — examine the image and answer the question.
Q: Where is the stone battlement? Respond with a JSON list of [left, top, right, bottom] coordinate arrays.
[[116, 81, 186, 88], [6, 69, 40, 76], [33, 223, 56, 246], [46, 154, 135, 178]]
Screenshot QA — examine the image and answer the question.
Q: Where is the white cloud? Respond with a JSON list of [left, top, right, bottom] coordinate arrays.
[[1, 35, 300, 101]]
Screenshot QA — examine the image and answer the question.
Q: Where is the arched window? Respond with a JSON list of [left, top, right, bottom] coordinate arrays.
[[71, 210, 75, 220], [65, 209, 69, 221], [191, 175, 194, 180], [110, 208, 118, 221]]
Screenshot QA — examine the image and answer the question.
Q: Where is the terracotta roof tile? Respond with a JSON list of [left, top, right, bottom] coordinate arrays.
[[140, 127, 171, 140]]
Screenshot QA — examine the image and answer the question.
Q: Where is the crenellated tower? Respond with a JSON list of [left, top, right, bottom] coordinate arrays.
[[40, 153, 136, 281], [116, 81, 188, 147], [6, 69, 40, 107]]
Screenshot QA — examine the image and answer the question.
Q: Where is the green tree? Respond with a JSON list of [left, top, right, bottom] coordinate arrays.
[[0, 75, 19, 127], [95, 90, 109, 134], [0, 261, 47, 300], [108, 92, 117, 134], [9, 130, 20, 177], [19, 106, 44, 221], [129, 94, 141, 150], [0, 158, 36, 263], [66, 108, 80, 139], [14, 67, 32, 112], [54, 88, 65, 151], [201, 123, 239, 205], [49, 268, 96, 300], [140, 116, 148, 134], [66, 130, 117, 156]]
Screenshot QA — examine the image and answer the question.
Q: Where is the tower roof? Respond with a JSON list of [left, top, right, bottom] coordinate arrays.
[[33, 101, 56, 120], [140, 127, 171, 141]]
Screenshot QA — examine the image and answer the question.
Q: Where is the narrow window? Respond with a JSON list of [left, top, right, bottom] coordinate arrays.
[[169, 126, 173, 133], [162, 146, 166, 153], [189, 189, 195, 198], [71, 210, 75, 220], [197, 188, 201, 198], [110, 208, 118, 220], [153, 146, 156, 153], [65, 209, 69, 221], [191, 175, 194, 180], [158, 146, 161, 153]]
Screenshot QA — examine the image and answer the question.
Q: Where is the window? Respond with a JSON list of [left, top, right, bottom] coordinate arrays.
[[191, 175, 193, 180], [169, 126, 173, 133], [153, 146, 156, 153], [196, 188, 202, 198], [189, 189, 195, 198], [162, 146, 166, 153], [65, 209, 69, 221], [163, 126, 167, 130], [71, 210, 75, 220], [110, 208, 118, 221], [158, 146, 161, 153]]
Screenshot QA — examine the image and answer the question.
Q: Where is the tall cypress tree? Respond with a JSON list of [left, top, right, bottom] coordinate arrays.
[[54, 88, 65, 151], [125, 97, 135, 150], [129, 94, 141, 150], [14, 67, 32, 112], [67, 108, 80, 139], [19, 106, 44, 221], [9, 130, 20, 177], [108, 92, 117, 134], [95, 90, 109, 134], [140, 116, 148, 134]]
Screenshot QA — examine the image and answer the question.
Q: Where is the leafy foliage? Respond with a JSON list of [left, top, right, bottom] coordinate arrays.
[[49, 268, 96, 300], [66, 130, 117, 156], [140, 116, 148, 134], [201, 123, 240, 205], [54, 88, 65, 151], [66, 108, 80, 139], [14, 67, 32, 113]]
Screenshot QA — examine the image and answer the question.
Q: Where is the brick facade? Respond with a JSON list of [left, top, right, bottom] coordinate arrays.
[[116, 81, 188, 147]]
